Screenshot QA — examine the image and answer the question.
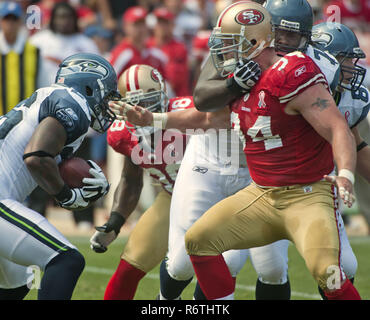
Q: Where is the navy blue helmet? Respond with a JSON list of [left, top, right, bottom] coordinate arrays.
[[55, 53, 120, 133], [312, 22, 366, 92], [264, 0, 313, 53]]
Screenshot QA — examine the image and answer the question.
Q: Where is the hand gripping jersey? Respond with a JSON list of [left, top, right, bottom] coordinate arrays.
[[335, 85, 370, 128], [107, 96, 193, 193], [233, 51, 334, 186], [0, 85, 91, 202]]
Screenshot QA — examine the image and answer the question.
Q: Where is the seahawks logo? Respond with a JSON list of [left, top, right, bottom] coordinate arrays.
[[62, 61, 109, 79], [311, 32, 333, 47]]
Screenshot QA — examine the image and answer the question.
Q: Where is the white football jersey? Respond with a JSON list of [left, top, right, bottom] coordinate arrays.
[[336, 85, 370, 128], [0, 85, 91, 202], [185, 130, 247, 174], [305, 44, 341, 93]]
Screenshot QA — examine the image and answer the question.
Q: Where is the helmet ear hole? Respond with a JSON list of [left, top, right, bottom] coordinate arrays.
[[86, 86, 93, 96]]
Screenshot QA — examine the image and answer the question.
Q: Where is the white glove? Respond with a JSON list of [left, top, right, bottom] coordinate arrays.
[[57, 161, 109, 210], [81, 160, 110, 201], [59, 187, 94, 210], [90, 229, 118, 253], [90, 212, 126, 253]]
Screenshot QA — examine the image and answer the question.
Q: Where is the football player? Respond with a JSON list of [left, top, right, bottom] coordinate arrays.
[[89, 64, 213, 300], [311, 22, 370, 297], [0, 53, 115, 299], [184, 1, 360, 300], [191, 0, 356, 299], [93, 63, 258, 300], [117, 0, 350, 301], [245, 0, 358, 299]]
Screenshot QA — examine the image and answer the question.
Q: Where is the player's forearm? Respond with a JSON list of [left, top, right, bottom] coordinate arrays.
[[111, 178, 142, 220], [24, 156, 65, 195], [193, 56, 236, 112], [165, 108, 228, 132], [356, 146, 370, 182], [331, 124, 357, 174], [193, 80, 236, 112]]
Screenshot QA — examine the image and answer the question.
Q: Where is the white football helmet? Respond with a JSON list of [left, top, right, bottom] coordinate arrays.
[[209, 1, 273, 77], [118, 64, 169, 136]]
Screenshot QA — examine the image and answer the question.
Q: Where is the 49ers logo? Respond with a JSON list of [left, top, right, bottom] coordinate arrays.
[[235, 9, 264, 25], [151, 69, 161, 82]]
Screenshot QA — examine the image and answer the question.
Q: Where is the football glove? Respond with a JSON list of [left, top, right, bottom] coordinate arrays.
[[82, 160, 110, 202], [57, 160, 109, 210], [90, 212, 126, 253], [226, 59, 261, 94]]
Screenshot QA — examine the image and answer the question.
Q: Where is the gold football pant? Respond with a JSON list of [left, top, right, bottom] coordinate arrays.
[[122, 190, 171, 273], [185, 181, 343, 290]]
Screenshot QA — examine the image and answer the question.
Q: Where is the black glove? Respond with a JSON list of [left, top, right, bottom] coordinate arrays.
[[90, 212, 126, 253], [226, 59, 261, 94]]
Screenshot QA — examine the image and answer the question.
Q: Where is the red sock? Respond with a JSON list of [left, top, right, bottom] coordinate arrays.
[[104, 259, 146, 300], [324, 278, 361, 300], [190, 255, 235, 300]]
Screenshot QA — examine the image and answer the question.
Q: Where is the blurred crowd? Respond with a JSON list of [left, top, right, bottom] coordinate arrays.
[[1, 0, 369, 231], [2, 0, 369, 96]]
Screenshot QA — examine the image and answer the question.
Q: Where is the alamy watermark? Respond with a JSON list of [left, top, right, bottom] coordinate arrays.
[[26, 265, 41, 290], [22, 5, 41, 30], [128, 128, 243, 175]]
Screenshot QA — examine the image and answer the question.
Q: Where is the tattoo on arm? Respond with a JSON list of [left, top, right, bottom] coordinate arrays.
[[311, 98, 329, 111]]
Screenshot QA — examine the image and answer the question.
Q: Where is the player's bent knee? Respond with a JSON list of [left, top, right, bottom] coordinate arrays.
[[185, 227, 218, 256], [47, 249, 85, 276], [305, 254, 340, 289], [257, 264, 288, 284], [167, 258, 194, 281]]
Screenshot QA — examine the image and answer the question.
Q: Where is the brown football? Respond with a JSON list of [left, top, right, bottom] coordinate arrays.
[[58, 157, 92, 188]]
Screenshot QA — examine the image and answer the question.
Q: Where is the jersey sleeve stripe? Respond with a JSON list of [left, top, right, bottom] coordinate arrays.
[[279, 73, 328, 104]]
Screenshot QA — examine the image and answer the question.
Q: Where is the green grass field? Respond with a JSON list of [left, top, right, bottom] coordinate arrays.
[[24, 235, 370, 300]]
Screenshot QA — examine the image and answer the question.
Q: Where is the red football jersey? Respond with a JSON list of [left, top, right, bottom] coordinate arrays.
[[107, 96, 194, 193], [147, 37, 191, 96], [232, 52, 334, 186]]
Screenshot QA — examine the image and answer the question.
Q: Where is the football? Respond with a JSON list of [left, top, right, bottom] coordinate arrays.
[[58, 157, 92, 188]]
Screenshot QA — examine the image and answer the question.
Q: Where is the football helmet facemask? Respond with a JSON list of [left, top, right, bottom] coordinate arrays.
[[264, 0, 313, 54], [209, 1, 273, 77], [56, 53, 120, 133], [118, 64, 168, 136], [312, 22, 366, 92]]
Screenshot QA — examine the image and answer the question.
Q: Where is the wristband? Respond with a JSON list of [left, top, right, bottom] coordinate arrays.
[[338, 169, 355, 185], [109, 212, 126, 234], [357, 141, 368, 152], [53, 184, 72, 202], [151, 113, 168, 129]]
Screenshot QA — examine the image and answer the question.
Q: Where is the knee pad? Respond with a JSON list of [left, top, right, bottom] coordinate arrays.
[[250, 241, 289, 284], [257, 264, 288, 284], [166, 254, 194, 281], [222, 250, 249, 277]]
